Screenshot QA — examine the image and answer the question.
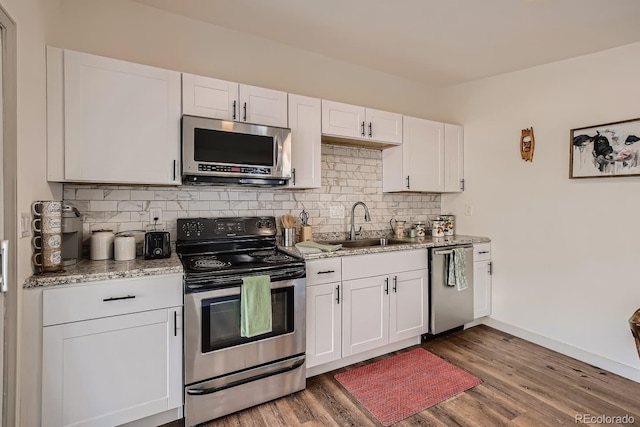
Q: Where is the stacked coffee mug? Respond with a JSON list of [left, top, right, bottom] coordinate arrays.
[[32, 200, 63, 273]]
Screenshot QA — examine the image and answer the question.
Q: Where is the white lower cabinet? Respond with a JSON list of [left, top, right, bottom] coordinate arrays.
[[342, 268, 428, 357], [473, 243, 492, 318], [306, 249, 428, 366], [42, 275, 183, 427], [306, 282, 342, 367]]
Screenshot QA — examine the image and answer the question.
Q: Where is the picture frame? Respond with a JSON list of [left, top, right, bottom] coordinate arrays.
[[570, 117, 640, 179]]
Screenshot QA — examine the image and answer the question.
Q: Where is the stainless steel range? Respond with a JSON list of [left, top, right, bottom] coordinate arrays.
[[177, 216, 306, 426]]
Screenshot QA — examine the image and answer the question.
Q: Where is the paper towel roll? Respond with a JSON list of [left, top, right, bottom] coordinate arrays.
[[114, 235, 136, 261]]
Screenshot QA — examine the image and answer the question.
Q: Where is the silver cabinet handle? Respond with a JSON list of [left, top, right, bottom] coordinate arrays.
[[232, 100, 237, 120], [317, 270, 335, 275], [460, 179, 465, 191], [336, 285, 340, 304], [406, 176, 410, 189], [384, 277, 389, 295], [0, 240, 8, 293], [393, 275, 397, 293], [173, 160, 177, 181], [368, 122, 372, 137], [361, 121, 365, 137], [292, 168, 296, 186], [243, 102, 247, 121]]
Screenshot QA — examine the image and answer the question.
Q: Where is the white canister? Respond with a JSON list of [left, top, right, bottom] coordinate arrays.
[[431, 219, 445, 237], [114, 234, 136, 261], [90, 230, 115, 260]]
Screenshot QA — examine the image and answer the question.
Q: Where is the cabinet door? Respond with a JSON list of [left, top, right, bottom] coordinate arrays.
[[342, 276, 389, 357], [321, 100, 366, 139], [474, 261, 492, 318], [389, 269, 428, 343], [306, 283, 342, 368], [366, 108, 402, 145], [288, 94, 321, 189], [42, 307, 182, 427], [239, 84, 288, 127], [444, 124, 464, 192], [63, 50, 181, 185], [182, 73, 239, 120], [403, 116, 445, 192]]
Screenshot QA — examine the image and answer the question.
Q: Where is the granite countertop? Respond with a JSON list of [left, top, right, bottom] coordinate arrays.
[[24, 234, 490, 288], [279, 234, 490, 260], [24, 252, 183, 289]]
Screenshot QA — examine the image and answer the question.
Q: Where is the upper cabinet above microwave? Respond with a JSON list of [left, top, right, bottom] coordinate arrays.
[[46, 47, 182, 185], [182, 74, 288, 128], [321, 100, 403, 148]]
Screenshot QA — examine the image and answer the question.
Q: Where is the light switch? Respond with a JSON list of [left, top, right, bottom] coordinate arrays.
[[465, 204, 473, 216], [330, 205, 345, 219], [21, 213, 31, 237]]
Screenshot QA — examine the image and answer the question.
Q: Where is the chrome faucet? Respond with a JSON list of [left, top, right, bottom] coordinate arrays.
[[350, 201, 371, 240]]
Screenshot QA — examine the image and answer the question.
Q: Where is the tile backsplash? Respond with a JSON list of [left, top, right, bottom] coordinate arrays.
[[64, 145, 441, 241]]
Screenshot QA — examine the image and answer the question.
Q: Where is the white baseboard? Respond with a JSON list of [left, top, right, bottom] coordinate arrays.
[[482, 318, 640, 383]]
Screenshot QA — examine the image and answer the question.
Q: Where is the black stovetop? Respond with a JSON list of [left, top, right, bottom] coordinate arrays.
[[176, 216, 306, 291]]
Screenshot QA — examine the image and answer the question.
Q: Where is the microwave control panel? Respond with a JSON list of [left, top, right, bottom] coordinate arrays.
[[198, 164, 271, 175]]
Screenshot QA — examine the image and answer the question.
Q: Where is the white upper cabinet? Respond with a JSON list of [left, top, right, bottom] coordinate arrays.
[[47, 47, 181, 185], [182, 73, 288, 128], [321, 100, 402, 146], [383, 116, 464, 193], [288, 94, 322, 189], [444, 123, 465, 192]]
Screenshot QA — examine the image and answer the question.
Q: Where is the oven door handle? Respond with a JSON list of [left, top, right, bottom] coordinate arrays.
[[186, 357, 305, 396]]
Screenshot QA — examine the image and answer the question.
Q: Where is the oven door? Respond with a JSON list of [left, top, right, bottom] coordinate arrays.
[[185, 276, 305, 385]]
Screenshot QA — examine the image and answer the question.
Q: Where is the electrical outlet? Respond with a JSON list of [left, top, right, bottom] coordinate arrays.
[[330, 205, 345, 219], [21, 213, 31, 237], [465, 204, 473, 216], [149, 208, 163, 225]]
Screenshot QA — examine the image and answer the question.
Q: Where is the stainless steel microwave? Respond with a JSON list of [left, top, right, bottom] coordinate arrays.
[[181, 115, 291, 186]]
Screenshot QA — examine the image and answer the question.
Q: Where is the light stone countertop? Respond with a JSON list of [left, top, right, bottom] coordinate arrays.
[[23, 252, 183, 289], [24, 234, 490, 288], [279, 234, 490, 260]]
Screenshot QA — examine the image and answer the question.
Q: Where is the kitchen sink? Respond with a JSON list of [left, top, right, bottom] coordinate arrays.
[[319, 238, 408, 248]]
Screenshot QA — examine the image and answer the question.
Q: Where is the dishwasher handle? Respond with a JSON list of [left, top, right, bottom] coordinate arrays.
[[432, 246, 472, 256]]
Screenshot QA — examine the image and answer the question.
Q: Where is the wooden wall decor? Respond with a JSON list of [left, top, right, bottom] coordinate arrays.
[[520, 127, 535, 162]]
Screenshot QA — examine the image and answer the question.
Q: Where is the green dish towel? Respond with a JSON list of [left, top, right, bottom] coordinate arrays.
[[447, 248, 468, 291], [295, 241, 343, 253], [240, 275, 273, 338]]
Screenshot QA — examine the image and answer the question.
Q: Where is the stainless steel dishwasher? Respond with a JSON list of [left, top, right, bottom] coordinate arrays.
[[429, 245, 474, 334]]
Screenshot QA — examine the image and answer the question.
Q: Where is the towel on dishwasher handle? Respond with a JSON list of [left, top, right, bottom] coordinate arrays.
[[447, 248, 468, 291], [240, 275, 273, 338]]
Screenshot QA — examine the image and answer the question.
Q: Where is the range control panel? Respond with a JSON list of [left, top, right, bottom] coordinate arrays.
[[197, 164, 272, 175], [177, 216, 277, 240]]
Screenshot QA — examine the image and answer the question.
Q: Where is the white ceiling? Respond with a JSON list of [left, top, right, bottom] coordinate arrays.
[[131, 0, 640, 88]]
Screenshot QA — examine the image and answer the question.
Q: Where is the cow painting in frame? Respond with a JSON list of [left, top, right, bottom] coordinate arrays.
[[570, 118, 640, 178]]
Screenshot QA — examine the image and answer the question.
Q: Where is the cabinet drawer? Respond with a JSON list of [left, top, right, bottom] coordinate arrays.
[[306, 258, 342, 286], [43, 274, 182, 326], [342, 249, 427, 281], [474, 243, 492, 261]]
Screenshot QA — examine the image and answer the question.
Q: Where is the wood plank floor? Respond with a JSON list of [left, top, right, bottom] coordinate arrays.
[[167, 325, 640, 426]]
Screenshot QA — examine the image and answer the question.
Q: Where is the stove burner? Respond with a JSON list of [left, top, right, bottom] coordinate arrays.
[[249, 250, 275, 257], [192, 258, 231, 270], [262, 254, 294, 263]]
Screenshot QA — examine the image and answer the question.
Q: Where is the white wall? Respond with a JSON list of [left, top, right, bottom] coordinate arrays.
[[441, 42, 640, 378], [57, 0, 446, 121], [0, 0, 61, 425]]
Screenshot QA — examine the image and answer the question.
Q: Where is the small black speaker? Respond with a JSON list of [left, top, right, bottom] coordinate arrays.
[[144, 231, 171, 260]]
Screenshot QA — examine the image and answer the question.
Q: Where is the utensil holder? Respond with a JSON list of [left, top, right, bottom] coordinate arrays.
[[282, 228, 295, 246]]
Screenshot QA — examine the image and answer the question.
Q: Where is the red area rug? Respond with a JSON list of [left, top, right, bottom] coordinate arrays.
[[335, 348, 482, 426]]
